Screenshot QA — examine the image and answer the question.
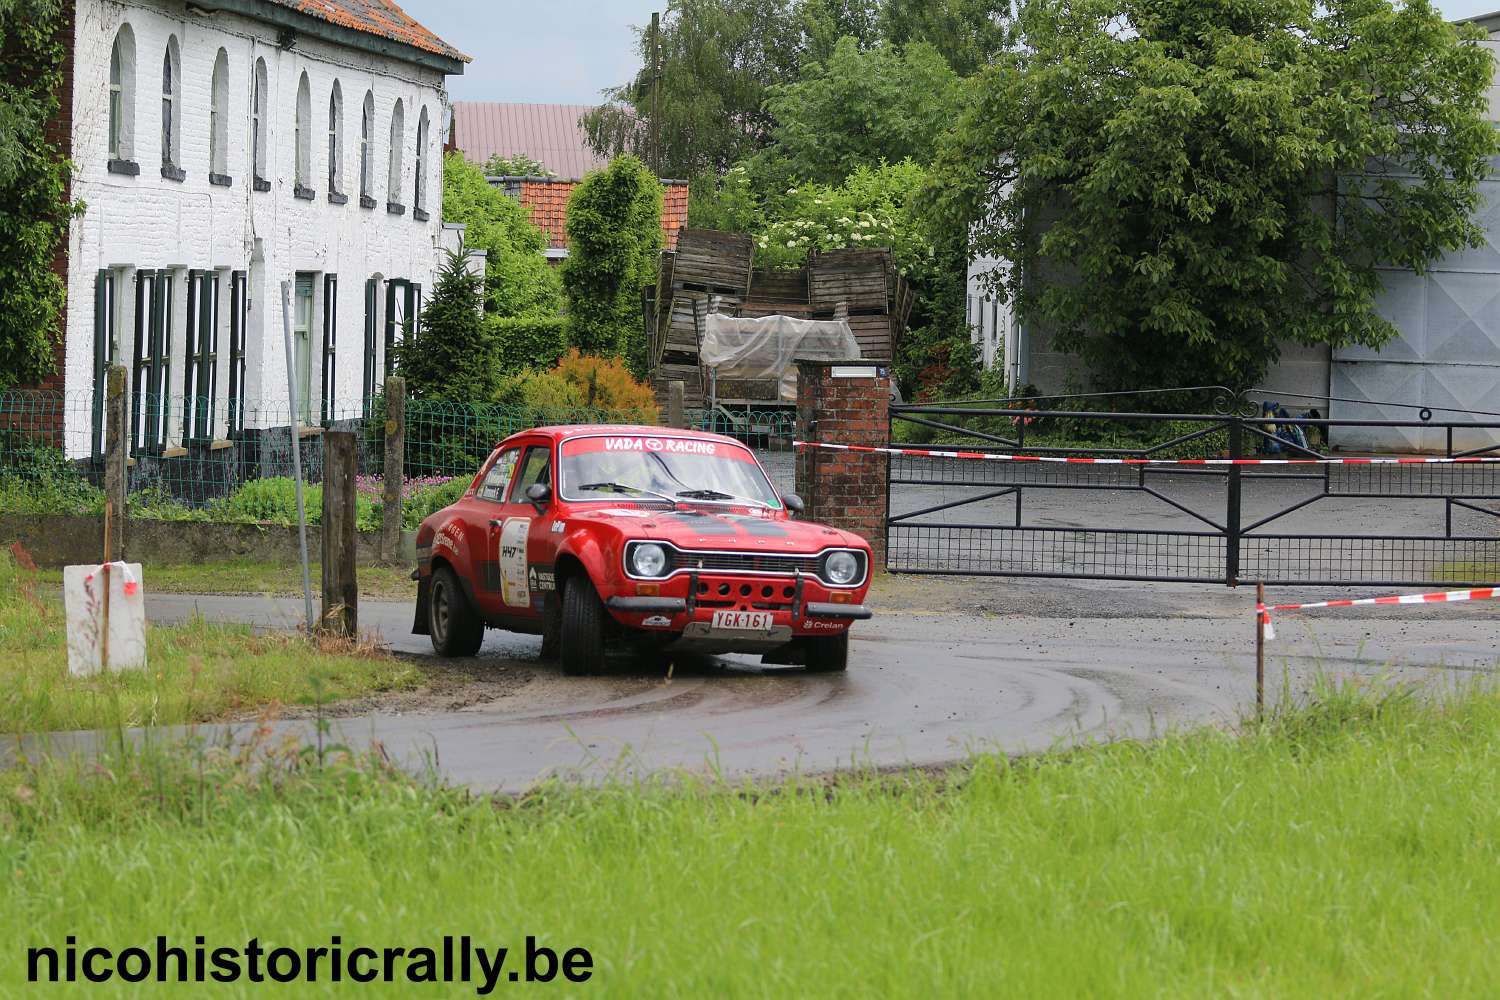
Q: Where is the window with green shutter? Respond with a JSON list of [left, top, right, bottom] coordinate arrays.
[[322, 274, 338, 425], [182, 270, 219, 442], [92, 270, 116, 459]]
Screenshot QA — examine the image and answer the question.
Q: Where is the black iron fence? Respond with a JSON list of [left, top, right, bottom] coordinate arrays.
[[886, 405, 1500, 588]]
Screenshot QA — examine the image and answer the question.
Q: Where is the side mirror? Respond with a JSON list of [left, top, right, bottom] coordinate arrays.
[[525, 482, 552, 512], [782, 493, 805, 515]]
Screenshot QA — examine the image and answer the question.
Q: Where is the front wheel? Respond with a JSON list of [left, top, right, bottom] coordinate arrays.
[[560, 576, 607, 676], [804, 633, 849, 673], [429, 566, 484, 657]]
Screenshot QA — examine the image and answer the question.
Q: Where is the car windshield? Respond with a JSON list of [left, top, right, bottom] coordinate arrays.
[[559, 435, 781, 508]]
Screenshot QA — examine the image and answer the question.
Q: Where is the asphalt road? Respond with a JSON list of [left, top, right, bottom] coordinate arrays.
[[22, 576, 1492, 793]]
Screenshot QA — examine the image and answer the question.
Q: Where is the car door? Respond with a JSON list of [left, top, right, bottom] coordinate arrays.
[[490, 440, 555, 621], [468, 444, 522, 618]]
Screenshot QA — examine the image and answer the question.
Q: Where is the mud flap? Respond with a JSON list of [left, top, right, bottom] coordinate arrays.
[[412, 579, 431, 636]]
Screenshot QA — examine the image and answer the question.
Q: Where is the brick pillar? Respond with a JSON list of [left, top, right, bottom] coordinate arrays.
[[795, 360, 889, 567]]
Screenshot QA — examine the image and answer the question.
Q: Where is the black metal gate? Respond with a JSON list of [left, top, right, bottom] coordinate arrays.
[[885, 405, 1500, 587]]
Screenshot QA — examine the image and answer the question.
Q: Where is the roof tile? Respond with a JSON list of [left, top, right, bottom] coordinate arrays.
[[268, 0, 468, 63], [509, 178, 690, 252]]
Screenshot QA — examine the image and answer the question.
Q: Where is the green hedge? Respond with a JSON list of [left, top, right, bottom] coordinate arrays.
[[492, 315, 568, 374]]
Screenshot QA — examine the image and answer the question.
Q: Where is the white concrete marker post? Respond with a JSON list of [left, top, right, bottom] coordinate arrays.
[[63, 563, 146, 676]]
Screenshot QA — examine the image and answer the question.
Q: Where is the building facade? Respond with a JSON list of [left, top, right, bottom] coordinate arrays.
[[63, 0, 466, 459]]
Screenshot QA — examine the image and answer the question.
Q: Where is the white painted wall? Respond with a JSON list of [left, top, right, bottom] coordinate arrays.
[[67, 0, 459, 455]]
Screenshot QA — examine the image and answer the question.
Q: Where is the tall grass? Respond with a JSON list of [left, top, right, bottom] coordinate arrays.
[[0, 551, 420, 734], [3, 678, 1499, 996]]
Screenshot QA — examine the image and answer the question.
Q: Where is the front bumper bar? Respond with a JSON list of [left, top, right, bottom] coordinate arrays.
[[803, 603, 873, 620], [606, 596, 689, 614]]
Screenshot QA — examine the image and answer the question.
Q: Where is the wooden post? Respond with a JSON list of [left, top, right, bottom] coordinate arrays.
[[1255, 581, 1266, 718], [321, 431, 359, 636], [101, 501, 113, 673], [104, 365, 128, 558], [381, 377, 406, 563], [668, 380, 686, 429]]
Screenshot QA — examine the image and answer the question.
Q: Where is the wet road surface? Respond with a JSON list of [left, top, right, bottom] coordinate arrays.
[[16, 577, 1495, 792]]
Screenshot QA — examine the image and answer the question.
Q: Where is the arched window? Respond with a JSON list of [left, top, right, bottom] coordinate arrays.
[[293, 72, 312, 196], [414, 106, 429, 217], [360, 91, 374, 206], [386, 98, 404, 213], [209, 49, 229, 181], [328, 81, 344, 197], [107, 25, 136, 167], [252, 59, 268, 189], [160, 36, 182, 176]]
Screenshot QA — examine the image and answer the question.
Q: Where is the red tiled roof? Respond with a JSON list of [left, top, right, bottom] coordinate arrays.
[[509, 178, 690, 252], [268, 0, 468, 63], [450, 102, 608, 181]]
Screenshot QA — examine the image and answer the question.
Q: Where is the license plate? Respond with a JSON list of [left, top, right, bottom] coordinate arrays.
[[710, 610, 775, 632]]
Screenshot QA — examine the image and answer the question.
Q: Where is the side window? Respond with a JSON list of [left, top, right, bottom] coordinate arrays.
[[477, 448, 520, 503], [508, 446, 552, 502]]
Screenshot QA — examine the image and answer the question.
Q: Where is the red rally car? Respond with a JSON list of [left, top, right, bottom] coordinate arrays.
[[412, 426, 874, 674]]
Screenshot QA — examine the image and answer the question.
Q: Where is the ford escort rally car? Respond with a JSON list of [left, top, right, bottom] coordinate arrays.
[[412, 426, 873, 674]]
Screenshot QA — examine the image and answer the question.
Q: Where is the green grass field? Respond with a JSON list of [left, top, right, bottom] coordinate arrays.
[[2, 678, 1497, 996], [1, 555, 420, 734]]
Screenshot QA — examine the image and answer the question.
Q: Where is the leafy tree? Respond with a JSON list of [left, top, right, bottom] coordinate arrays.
[[394, 243, 496, 402], [880, 0, 1013, 76], [0, 0, 76, 389], [751, 38, 963, 190], [442, 152, 561, 319], [928, 0, 1499, 392], [797, 0, 883, 62], [581, 0, 804, 180], [562, 156, 665, 377], [482, 152, 554, 178]]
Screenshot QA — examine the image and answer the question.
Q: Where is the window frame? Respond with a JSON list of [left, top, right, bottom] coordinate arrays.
[[414, 106, 429, 215], [182, 270, 220, 443], [226, 271, 248, 436], [130, 269, 174, 455], [507, 445, 553, 504], [360, 91, 374, 206], [209, 48, 229, 180], [92, 270, 116, 459], [252, 59, 268, 189], [476, 447, 522, 504], [386, 99, 404, 213], [321, 274, 338, 425]]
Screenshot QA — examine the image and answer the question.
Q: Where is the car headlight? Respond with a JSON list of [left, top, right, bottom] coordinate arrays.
[[630, 543, 669, 578], [823, 551, 861, 586]]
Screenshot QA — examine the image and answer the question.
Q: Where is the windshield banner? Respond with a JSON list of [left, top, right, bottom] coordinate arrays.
[[562, 436, 759, 463]]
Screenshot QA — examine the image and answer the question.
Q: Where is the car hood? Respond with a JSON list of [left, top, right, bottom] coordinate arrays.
[[569, 505, 865, 553]]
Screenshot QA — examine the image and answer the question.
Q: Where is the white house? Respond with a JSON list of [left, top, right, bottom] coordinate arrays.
[[61, 0, 467, 459]]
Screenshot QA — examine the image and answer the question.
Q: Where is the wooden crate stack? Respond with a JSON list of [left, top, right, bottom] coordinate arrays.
[[647, 232, 914, 411], [651, 229, 754, 411]]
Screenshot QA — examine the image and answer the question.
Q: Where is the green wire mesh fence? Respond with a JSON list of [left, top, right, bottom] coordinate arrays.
[[0, 391, 661, 522]]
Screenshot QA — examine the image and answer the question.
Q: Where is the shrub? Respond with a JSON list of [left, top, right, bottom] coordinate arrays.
[[206, 478, 377, 530], [401, 476, 471, 529], [492, 315, 569, 374], [497, 350, 659, 422], [0, 442, 103, 516]]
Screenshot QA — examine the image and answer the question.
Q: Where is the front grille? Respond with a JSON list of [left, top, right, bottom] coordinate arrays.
[[665, 550, 824, 577]]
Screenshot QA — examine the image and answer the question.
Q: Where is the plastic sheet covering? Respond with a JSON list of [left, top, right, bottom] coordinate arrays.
[[699, 313, 862, 401]]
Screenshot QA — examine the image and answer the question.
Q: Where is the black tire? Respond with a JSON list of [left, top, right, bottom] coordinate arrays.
[[560, 576, 607, 676], [804, 633, 849, 673], [429, 566, 484, 657], [539, 596, 562, 660]]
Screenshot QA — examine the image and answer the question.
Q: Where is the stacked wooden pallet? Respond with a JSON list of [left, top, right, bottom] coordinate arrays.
[[647, 231, 914, 410], [650, 230, 754, 411]]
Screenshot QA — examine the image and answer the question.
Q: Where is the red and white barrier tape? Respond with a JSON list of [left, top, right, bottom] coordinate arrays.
[[85, 561, 139, 597], [793, 440, 1500, 467], [1257, 587, 1496, 641]]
